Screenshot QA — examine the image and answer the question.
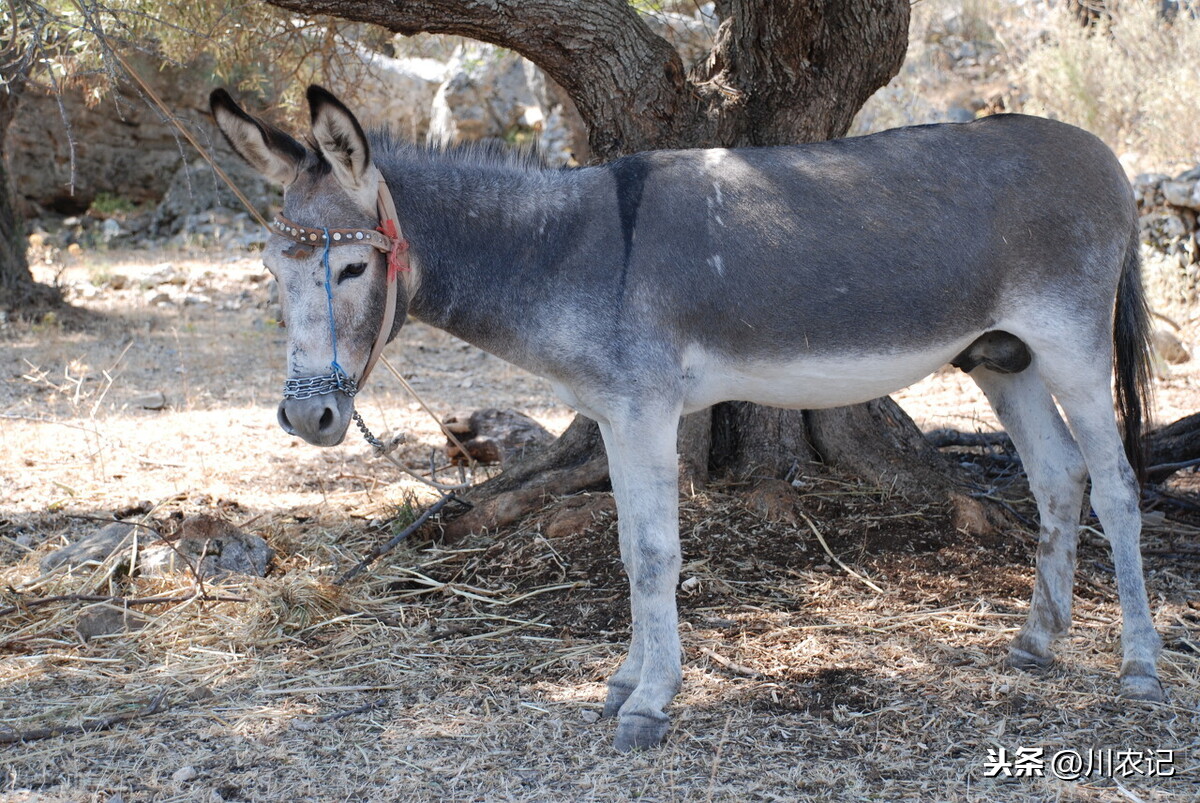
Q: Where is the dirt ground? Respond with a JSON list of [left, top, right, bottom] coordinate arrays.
[[2, 249, 1199, 802]]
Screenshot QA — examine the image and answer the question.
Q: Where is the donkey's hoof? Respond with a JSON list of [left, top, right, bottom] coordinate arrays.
[[1120, 673, 1165, 702], [1005, 645, 1054, 673], [602, 684, 634, 719], [614, 712, 670, 753]]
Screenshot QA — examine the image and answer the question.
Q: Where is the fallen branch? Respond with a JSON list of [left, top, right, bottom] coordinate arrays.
[[0, 591, 248, 618], [925, 428, 1014, 450], [699, 646, 762, 679], [797, 511, 886, 594], [0, 690, 169, 744], [334, 493, 463, 586], [316, 699, 387, 723]]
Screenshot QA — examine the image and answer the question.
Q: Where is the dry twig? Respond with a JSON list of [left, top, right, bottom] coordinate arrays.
[[0, 690, 169, 744], [0, 591, 248, 618], [334, 493, 463, 586]]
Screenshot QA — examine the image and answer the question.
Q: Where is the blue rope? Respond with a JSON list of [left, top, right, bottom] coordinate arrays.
[[320, 228, 347, 379], [280, 228, 357, 399]]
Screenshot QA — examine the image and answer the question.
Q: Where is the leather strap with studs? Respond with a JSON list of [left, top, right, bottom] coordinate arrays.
[[271, 214, 394, 252]]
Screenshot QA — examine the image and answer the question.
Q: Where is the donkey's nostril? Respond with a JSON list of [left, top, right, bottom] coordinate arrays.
[[319, 406, 335, 431], [278, 404, 296, 434]]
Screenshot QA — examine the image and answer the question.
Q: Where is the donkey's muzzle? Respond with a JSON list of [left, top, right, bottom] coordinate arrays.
[[277, 392, 353, 446]]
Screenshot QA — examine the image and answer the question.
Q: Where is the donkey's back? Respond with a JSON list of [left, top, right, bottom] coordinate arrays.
[[599, 114, 1134, 362]]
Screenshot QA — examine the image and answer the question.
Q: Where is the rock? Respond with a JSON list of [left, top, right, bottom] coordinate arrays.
[[580, 709, 600, 724], [1179, 166, 1200, 182], [139, 514, 273, 580], [743, 479, 803, 526], [327, 51, 446, 139], [643, 8, 718, 69], [1162, 180, 1200, 211], [145, 262, 180, 283], [1152, 328, 1190, 364], [130, 391, 167, 410], [100, 218, 123, 242], [171, 766, 199, 785], [427, 44, 583, 166], [75, 604, 148, 641], [1140, 211, 1188, 243], [944, 105, 976, 123], [442, 408, 554, 466], [155, 161, 277, 236], [40, 522, 139, 574], [6, 55, 221, 216]]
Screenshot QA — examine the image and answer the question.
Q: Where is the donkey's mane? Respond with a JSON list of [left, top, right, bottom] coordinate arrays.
[[365, 128, 553, 174]]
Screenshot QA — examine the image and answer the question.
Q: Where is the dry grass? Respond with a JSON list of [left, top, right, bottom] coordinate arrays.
[[2, 250, 1199, 801], [1019, 1, 1200, 173], [855, 0, 1200, 173]]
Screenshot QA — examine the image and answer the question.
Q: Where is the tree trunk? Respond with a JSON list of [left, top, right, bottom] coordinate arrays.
[[265, 0, 967, 520], [1, 81, 30, 301], [0, 74, 59, 312]]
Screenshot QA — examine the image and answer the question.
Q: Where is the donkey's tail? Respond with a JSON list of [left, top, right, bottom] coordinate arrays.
[[1113, 226, 1155, 484]]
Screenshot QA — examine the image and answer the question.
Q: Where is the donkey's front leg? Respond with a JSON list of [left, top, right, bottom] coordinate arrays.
[[599, 411, 683, 752]]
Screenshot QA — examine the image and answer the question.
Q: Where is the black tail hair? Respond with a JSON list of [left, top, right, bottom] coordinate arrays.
[[1113, 226, 1154, 485]]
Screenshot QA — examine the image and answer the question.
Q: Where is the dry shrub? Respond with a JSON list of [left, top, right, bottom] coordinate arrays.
[[855, 0, 1200, 173], [1019, 1, 1200, 170]]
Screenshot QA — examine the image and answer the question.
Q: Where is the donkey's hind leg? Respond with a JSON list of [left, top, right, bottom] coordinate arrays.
[[970, 365, 1087, 669], [1036, 350, 1163, 701]]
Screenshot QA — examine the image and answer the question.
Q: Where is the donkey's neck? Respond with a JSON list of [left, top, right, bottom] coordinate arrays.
[[378, 151, 597, 372]]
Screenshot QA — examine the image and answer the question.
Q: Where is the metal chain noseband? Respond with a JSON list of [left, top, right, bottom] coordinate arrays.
[[282, 371, 359, 400]]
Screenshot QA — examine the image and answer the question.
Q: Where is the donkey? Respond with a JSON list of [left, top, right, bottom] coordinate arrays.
[[211, 85, 1163, 751]]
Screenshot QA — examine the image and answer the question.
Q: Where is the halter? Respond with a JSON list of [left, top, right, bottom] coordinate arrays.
[[273, 179, 410, 402]]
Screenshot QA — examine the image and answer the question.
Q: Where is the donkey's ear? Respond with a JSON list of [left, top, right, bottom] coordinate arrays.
[[209, 89, 307, 187], [307, 85, 380, 213]]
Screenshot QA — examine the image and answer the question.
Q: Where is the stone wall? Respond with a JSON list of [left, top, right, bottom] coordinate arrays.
[[7, 60, 222, 217]]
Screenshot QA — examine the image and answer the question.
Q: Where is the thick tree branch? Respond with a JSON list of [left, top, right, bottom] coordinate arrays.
[[264, 0, 909, 155]]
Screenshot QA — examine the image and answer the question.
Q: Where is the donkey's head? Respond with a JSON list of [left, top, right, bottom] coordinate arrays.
[[210, 86, 408, 446]]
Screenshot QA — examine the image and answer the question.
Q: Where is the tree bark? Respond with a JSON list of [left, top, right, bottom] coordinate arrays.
[[0, 67, 59, 311], [0, 79, 32, 305], [265, 0, 958, 518]]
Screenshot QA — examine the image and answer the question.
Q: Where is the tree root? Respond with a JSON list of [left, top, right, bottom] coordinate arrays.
[[441, 415, 609, 539]]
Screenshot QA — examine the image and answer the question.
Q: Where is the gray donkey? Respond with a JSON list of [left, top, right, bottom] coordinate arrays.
[[211, 85, 1162, 751]]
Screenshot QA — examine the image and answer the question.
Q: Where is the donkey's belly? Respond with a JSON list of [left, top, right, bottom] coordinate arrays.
[[680, 341, 975, 414]]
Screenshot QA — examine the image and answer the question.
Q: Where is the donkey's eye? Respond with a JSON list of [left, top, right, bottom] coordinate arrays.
[[338, 262, 368, 283]]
